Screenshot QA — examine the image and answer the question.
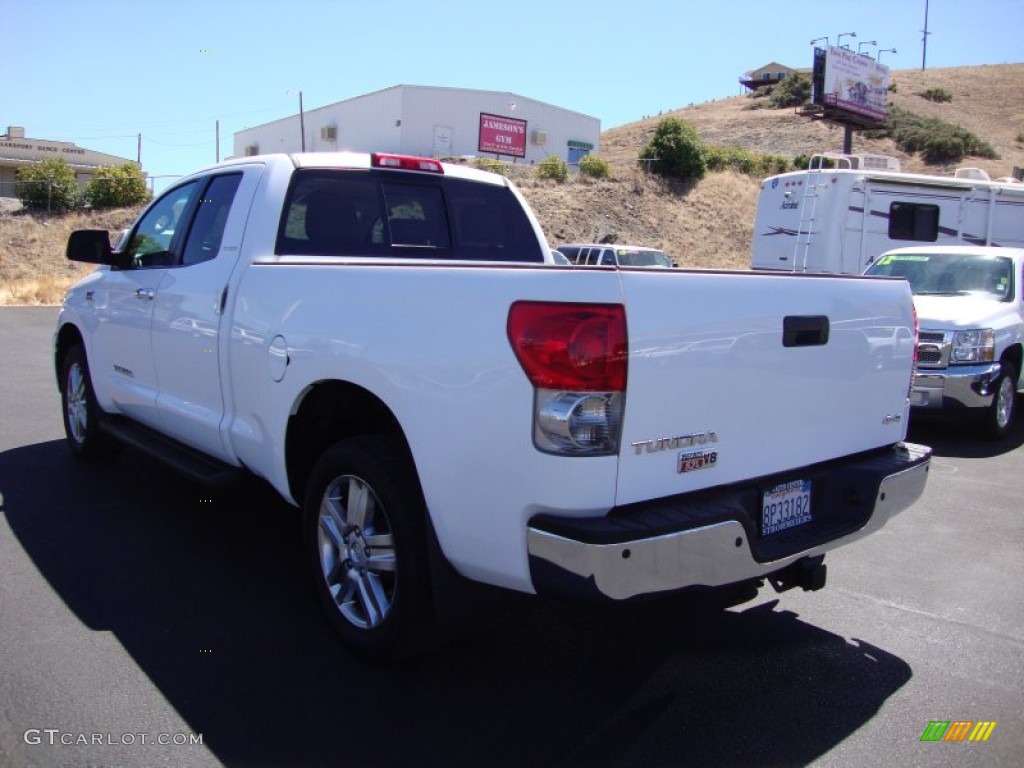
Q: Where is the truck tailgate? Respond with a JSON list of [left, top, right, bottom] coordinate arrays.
[[615, 269, 915, 506]]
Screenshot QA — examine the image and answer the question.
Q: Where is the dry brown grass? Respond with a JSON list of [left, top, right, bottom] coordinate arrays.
[[0, 207, 139, 305], [516, 168, 759, 269], [2, 64, 1019, 303]]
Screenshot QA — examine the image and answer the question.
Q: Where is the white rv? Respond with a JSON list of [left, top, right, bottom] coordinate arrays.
[[751, 152, 1024, 275]]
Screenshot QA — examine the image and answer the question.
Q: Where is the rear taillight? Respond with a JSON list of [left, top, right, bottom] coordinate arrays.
[[371, 153, 444, 173], [508, 302, 627, 455]]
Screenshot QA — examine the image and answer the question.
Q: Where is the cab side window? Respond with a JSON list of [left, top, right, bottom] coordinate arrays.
[[182, 174, 243, 266], [125, 182, 201, 267]]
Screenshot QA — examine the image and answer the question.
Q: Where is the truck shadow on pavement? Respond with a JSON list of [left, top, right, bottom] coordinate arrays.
[[906, 395, 1024, 459], [3, 440, 912, 768]]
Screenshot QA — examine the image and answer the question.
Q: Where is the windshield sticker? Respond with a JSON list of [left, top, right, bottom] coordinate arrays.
[[879, 254, 930, 265]]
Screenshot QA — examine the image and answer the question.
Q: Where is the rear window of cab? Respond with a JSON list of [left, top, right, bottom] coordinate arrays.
[[276, 169, 544, 262]]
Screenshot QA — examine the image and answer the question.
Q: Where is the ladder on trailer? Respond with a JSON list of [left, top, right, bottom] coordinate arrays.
[[792, 153, 854, 272], [792, 155, 826, 272]]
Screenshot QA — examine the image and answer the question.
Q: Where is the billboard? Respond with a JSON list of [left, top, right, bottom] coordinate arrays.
[[813, 45, 890, 123], [478, 113, 527, 158]]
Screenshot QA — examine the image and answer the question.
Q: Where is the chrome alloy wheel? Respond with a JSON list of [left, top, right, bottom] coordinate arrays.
[[317, 475, 397, 629], [994, 374, 1015, 431], [66, 361, 89, 446]]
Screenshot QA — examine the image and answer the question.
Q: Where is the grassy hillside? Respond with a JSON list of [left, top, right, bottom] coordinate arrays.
[[2, 63, 1021, 304]]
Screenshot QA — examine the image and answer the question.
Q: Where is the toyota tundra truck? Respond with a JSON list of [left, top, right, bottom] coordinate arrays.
[[55, 151, 931, 657]]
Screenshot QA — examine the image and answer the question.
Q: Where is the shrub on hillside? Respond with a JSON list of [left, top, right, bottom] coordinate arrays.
[[578, 154, 610, 179], [473, 158, 508, 176], [15, 158, 80, 213], [639, 118, 706, 180], [705, 146, 759, 175], [536, 155, 569, 182], [759, 153, 791, 176], [865, 105, 997, 163], [919, 87, 953, 103], [84, 164, 151, 209], [705, 147, 791, 178], [768, 73, 812, 108]]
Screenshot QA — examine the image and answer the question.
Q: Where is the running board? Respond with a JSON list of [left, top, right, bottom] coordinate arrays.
[[100, 417, 247, 488]]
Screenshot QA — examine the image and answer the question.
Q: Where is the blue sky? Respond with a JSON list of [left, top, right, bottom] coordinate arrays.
[[4, 0, 1021, 189]]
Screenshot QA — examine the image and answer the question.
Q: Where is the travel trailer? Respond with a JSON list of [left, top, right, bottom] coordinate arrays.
[[751, 152, 1024, 275]]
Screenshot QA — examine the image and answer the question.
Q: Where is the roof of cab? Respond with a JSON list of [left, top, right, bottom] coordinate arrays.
[[182, 151, 510, 187]]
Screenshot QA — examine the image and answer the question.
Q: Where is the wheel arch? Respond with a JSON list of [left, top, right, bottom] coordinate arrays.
[[285, 379, 415, 507], [54, 323, 86, 385], [1001, 342, 1022, 384]]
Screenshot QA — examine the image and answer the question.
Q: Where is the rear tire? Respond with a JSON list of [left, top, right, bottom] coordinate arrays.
[[981, 362, 1017, 439], [60, 345, 116, 461], [302, 435, 433, 659]]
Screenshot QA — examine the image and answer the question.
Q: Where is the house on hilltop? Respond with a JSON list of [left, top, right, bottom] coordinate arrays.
[[739, 63, 810, 91]]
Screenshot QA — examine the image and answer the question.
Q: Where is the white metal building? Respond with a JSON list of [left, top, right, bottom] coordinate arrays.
[[233, 85, 600, 166]]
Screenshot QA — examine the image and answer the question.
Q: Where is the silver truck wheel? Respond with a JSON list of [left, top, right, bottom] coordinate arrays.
[[317, 473, 397, 629], [60, 346, 115, 460], [303, 436, 431, 658]]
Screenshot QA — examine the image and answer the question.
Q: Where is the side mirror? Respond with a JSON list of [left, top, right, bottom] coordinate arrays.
[[66, 229, 124, 266]]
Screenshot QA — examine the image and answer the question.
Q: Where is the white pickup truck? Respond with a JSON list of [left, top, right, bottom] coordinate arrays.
[[865, 245, 1024, 438], [56, 151, 931, 657]]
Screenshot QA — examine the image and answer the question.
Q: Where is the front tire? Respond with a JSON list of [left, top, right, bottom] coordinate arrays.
[[981, 362, 1018, 439], [303, 436, 432, 659], [60, 345, 115, 460]]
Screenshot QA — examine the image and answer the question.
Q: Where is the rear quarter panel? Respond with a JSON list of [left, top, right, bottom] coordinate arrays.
[[227, 261, 624, 591]]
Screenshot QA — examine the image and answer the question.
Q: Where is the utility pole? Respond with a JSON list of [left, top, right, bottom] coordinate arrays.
[[137, 133, 142, 164], [216, 120, 220, 163], [922, 0, 930, 70], [287, 89, 307, 151]]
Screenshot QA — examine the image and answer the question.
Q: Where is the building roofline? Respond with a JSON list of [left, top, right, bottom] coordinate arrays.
[[236, 84, 600, 135]]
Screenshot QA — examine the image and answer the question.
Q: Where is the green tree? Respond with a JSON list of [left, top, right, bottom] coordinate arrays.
[[84, 163, 151, 208], [536, 155, 569, 182], [639, 118, 706, 179], [14, 158, 80, 212]]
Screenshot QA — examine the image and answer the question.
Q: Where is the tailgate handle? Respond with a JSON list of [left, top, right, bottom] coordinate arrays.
[[783, 315, 830, 347]]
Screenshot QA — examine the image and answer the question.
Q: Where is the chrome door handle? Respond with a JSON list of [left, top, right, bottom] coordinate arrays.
[[135, 288, 155, 301]]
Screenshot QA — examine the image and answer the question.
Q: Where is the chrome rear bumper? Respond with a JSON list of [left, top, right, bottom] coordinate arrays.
[[527, 442, 931, 601]]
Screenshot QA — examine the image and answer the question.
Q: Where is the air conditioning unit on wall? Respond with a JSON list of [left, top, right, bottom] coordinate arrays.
[[531, 130, 547, 146], [244, 145, 259, 156], [320, 125, 337, 141]]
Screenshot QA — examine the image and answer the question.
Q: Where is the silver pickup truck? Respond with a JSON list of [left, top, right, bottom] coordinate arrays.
[[866, 245, 1024, 438]]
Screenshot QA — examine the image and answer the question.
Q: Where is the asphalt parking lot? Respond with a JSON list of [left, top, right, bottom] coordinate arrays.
[[1, 306, 1022, 768]]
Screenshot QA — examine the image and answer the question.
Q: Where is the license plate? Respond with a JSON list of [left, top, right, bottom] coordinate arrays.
[[762, 480, 812, 536]]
